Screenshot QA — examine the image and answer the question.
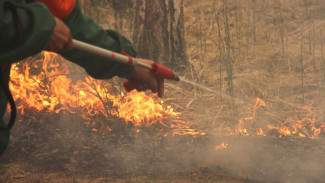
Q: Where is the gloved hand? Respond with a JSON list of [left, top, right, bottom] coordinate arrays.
[[45, 17, 73, 52], [124, 58, 164, 97]]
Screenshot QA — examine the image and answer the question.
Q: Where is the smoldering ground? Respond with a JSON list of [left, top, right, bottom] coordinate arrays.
[[1, 55, 325, 183], [3, 0, 325, 182], [1, 108, 325, 183]]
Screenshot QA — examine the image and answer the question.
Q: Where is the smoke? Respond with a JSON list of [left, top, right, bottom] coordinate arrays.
[[92, 130, 325, 182], [2, 57, 325, 182], [108, 133, 325, 182], [2, 104, 325, 183], [199, 136, 325, 183], [56, 111, 325, 183]]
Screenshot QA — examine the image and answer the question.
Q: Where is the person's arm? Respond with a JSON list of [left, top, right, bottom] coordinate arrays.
[[43, 0, 164, 96], [60, 1, 136, 80], [0, 0, 56, 64]]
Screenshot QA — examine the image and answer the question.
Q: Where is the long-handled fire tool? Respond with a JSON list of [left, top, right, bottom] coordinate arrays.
[[72, 39, 180, 92]]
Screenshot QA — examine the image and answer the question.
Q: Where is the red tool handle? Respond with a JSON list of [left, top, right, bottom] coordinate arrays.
[[150, 63, 174, 79]]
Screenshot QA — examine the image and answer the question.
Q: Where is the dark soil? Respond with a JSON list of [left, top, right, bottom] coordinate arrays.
[[1, 111, 324, 183]]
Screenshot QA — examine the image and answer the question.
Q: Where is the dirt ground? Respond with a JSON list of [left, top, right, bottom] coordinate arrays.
[[2, 0, 325, 182], [0, 112, 264, 183], [1, 109, 325, 183]]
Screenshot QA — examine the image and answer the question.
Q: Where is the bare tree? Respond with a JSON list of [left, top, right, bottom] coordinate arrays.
[[108, 0, 134, 14], [133, 0, 188, 70]]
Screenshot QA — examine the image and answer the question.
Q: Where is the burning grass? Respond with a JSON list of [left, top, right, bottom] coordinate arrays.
[[3, 52, 325, 183], [2, 0, 325, 182], [9, 52, 204, 137]]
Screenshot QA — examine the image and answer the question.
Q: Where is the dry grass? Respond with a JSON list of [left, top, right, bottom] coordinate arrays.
[[2, 0, 325, 182], [174, 0, 325, 133]]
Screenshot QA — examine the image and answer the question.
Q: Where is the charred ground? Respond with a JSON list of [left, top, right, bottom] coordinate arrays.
[[2, 0, 325, 182]]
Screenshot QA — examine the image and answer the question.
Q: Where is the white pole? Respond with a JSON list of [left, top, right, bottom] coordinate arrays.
[[72, 39, 152, 70]]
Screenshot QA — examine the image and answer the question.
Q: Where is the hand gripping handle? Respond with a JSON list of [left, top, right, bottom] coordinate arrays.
[[123, 79, 164, 97], [123, 63, 177, 97], [123, 79, 137, 92]]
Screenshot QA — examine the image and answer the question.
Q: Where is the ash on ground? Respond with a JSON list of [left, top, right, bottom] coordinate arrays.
[[1, 112, 324, 183]]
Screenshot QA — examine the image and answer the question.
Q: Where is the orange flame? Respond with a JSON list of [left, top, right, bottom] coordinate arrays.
[[224, 98, 325, 139], [9, 52, 203, 136], [236, 120, 249, 136], [256, 128, 266, 136], [215, 142, 227, 150]]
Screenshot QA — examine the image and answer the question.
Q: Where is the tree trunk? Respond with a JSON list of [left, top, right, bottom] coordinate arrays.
[[133, 0, 188, 71], [79, 0, 106, 20], [108, 0, 133, 14]]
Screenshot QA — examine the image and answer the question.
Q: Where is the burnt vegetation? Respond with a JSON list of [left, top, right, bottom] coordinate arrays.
[[2, 0, 325, 182]]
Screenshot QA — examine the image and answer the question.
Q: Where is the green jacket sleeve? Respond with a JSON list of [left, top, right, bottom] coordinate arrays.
[[0, 0, 55, 65], [0, 0, 55, 155], [60, 1, 137, 79], [0, 66, 10, 155]]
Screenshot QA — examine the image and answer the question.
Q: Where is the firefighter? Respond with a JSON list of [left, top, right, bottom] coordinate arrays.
[[0, 0, 164, 154]]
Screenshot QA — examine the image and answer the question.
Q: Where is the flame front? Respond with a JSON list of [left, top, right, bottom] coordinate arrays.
[[9, 52, 203, 136], [224, 98, 325, 139], [215, 142, 227, 150], [10, 52, 324, 140]]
